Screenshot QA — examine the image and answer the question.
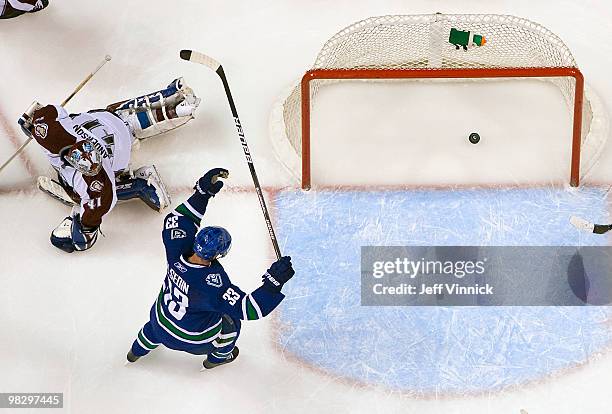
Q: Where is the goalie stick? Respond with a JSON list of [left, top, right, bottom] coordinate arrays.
[[0, 55, 112, 176], [570, 216, 612, 234], [180, 50, 282, 259]]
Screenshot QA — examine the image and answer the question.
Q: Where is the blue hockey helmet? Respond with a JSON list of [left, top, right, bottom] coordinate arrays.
[[193, 226, 232, 260]]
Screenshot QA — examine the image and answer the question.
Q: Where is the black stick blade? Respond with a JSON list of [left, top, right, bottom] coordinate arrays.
[[178, 49, 221, 71], [180, 50, 192, 61]]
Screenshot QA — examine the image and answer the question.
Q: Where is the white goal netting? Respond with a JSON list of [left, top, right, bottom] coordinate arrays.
[[270, 13, 608, 186]]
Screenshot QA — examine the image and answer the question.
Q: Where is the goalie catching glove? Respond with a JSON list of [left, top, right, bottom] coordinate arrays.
[[50, 211, 99, 253]]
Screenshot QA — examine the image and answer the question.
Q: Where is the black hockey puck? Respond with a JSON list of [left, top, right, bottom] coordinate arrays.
[[469, 132, 480, 144]]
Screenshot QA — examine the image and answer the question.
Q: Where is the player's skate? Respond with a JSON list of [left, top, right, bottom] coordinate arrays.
[[126, 350, 140, 363], [37, 176, 77, 206], [202, 347, 239, 370], [108, 77, 201, 141]]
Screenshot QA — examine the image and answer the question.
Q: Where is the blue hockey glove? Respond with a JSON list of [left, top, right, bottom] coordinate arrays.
[[262, 256, 295, 293], [194, 168, 229, 197]]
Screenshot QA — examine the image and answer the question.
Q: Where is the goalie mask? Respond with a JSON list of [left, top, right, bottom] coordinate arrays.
[[64, 140, 102, 176]]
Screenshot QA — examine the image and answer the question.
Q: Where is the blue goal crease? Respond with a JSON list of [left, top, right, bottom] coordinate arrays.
[[274, 187, 612, 393]]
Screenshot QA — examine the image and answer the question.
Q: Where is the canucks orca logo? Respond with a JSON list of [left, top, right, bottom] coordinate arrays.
[[170, 229, 186, 240], [205, 273, 222, 288]]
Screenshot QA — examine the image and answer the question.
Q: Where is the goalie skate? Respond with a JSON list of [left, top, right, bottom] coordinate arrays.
[[37, 176, 77, 206], [133, 165, 171, 212]]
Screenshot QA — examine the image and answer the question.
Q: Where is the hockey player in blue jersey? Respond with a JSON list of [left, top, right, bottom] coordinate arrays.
[[126, 168, 295, 369]]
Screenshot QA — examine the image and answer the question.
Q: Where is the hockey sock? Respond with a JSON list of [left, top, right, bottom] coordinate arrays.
[[132, 326, 160, 357], [206, 348, 236, 364]]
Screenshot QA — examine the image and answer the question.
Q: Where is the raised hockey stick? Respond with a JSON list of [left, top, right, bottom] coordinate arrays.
[[0, 55, 112, 175], [570, 215, 612, 234], [180, 49, 282, 259]]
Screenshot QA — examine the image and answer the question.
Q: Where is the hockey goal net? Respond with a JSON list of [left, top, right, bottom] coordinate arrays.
[[270, 14, 607, 189]]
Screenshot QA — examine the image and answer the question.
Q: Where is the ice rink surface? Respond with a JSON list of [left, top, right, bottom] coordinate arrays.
[[276, 188, 612, 394], [2, 1, 612, 413]]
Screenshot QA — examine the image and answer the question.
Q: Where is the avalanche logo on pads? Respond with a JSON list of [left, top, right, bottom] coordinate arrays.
[[205, 273, 223, 288], [34, 123, 48, 139]]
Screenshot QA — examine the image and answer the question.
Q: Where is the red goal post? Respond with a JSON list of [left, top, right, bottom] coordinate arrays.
[[270, 14, 607, 189]]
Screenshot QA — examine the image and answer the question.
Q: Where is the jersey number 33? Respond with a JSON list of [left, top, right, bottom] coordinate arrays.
[[163, 278, 189, 320]]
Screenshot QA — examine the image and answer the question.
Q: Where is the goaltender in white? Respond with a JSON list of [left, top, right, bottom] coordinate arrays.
[[18, 77, 201, 253]]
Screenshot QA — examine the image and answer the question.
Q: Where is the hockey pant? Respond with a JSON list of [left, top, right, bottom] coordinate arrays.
[[130, 315, 241, 361]]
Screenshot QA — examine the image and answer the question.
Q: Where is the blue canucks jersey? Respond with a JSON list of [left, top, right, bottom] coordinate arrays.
[[146, 190, 285, 352]]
